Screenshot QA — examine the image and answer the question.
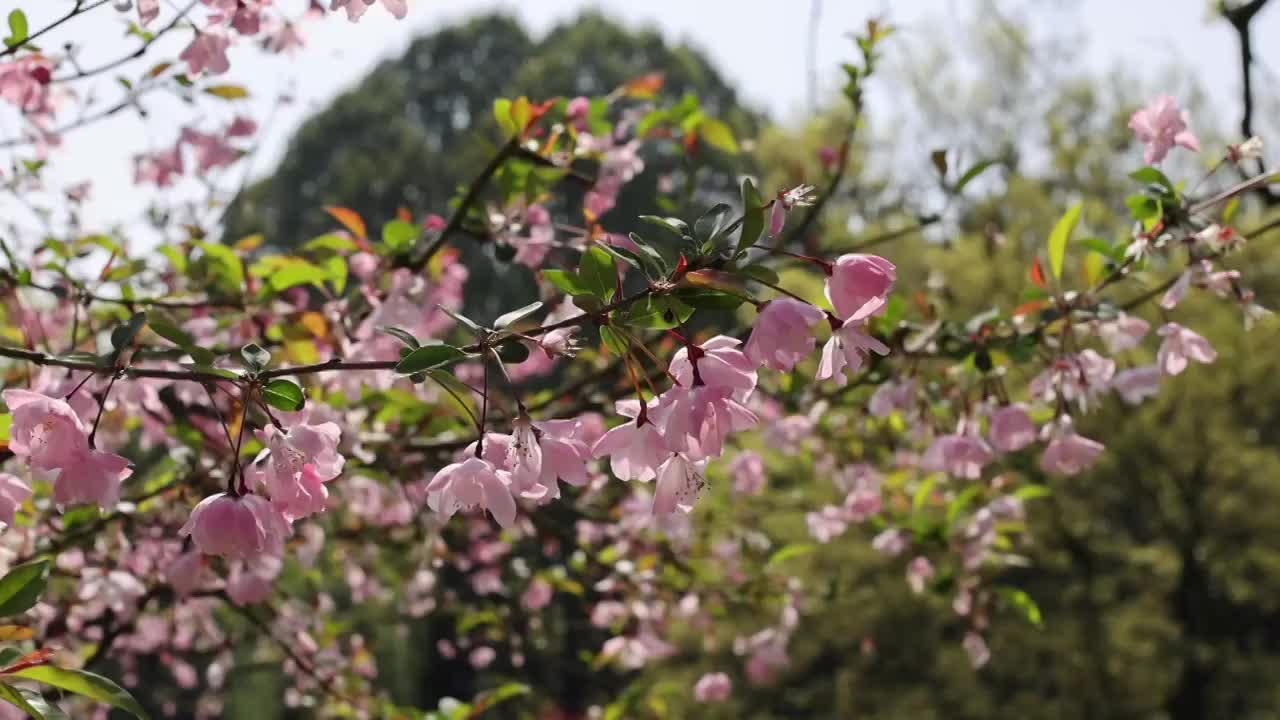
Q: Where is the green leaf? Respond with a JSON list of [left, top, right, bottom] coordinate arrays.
[[542, 269, 590, 296], [954, 159, 997, 192], [578, 246, 616, 301], [638, 215, 691, 240], [61, 504, 101, 532], [203, 84, 249, 100], [736, 178, 765, 255], [9, 666, 150, 720], [0, 559, 49, 617], [0, 682, 46, 720], [268, 261, 329, 292], [740, 263, 779, 286], [1124, 194, 1162, 226], [473, 682, 531, 712], [497, 342, 530, 364], [240, 343, 271, 371], [380, 220, 418, 254], [377, 326, 419, 349], [396, 344, 466, 374], [997, 587, 1043, 627], [672, 288, 748, 310], [494, 301, 543, 329], [1128, 166, 1174, 193], [262, 379, 305, 412], [195, 241, 244, 293], [3, 10, 28, 48], [598, 326, 629, 355], [493, 98, 516, 136], [698, 117, 738, 153], [1014, 484, 1052, 501], [439, 307, 485, 335], [147, 316, 194, 349], [1047, 202, 1081, 280], [693, 203, 733, 251], [766, 543, 815, 569], [303, 234, 360, 254], [110, 312, 147, 352], [1222, 197, 1240, 224], [623, 296, 693, 330], [156, 245, 187, 274], [179, 364, 240, 380]]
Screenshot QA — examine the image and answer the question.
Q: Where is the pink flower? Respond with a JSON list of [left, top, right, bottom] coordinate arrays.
[[825, 253, 896, 320], [165, 550, 205, 597], [693, 672, 732, 702], [988, 404, 1036, 453], [963, 632, 991, 668], [133, 145, 184, 187], [469, 646, 496, 669], [869, 379, 916, 417], [745, 299, 826, 371], [180, 127, 241, 173], [505, 416, 543, 494], [528, 418, 592, 499], [816, 300, 890, 386], [257, 422, 344, 520], [179, 27, 231, 76], [659, 384, 758, 461], [1156, 322, 1217, 376], [729, 450, 766, 495], [592, 399, 672, 482], [226, 556, 281, 606], [1039, 420, 1104, 476], [906, 556, 935, 594], [138, 0, 160, 25], [0, 474, 31, 526], [1160, 270, 1193, 310], [55, 449, 132, 508], [872, 528, 908, 556], [1097, 314, 1150, 354], [1128, 95, 1200, 164], [922, 432, 993, 480], [425, 457, 517, 528], [4, 389, 88, 469], [521, 578, 554, 611], [768, 200, 787, 236], [566, 96, 591, 131], [652, 454, 706, 515], [3, 389, 132, 508], [180, 493, 291, 559], [806, 506, 849, 542], [1112, 365, 1161, 405], [669, 336, 758, 397]]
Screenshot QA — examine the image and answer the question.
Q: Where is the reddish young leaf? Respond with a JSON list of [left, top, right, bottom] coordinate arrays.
[[1012, 299, 1048, 317], [1030, 257, 1047, 289], [620, 72, 665, 98], [324, 206, 367, 241], [396, 207, 413, 223]]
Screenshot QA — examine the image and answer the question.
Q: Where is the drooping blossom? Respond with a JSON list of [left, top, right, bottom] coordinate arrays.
[[1156, 322, 1217, 376], [566, 96, 591, 131], [257, 421, 344, 520], [871, 528, 908, 556], [505, 416, 543, 494], [767, 184, 817, 237], [652, 454, 707, 515], [1160, 269, 1193, 310], [425, 457, 517, 528], [728, 449, 766, 495], [0, 473, 31, 526], [331, 0, 408, 21], [816, 299, 890, 386], [825, 253, 896, 320], [179, 27, 232, 75], [528, 418, 592, 499], [1128, 95, 1200, 164], [180, 493, 291, 559], [134, 146, 185, 187], [868, 378, 917, 417], [669, 336, 758, 398], [963, 632, 991, 669], [693, 672, 733, 703], [1039, 419, 1105, 476], [226, 555, 282, 606], [165, 550, 205, 597], [659, 384, 758, 460], [1097, 314, 1150, 354], [1028, 350, 1115, 410], [521, 578, 554, 611], [906, 556, 935, 594], [921, 431, 994, 480], [137, 0, 160, 25], [1112, 365, 1162, 405], [988, 404, 1036, 453], [745, 299, 826, 371], [3, 389, 133, 508], [592, 399, 670, 482], [806, 505, 849, 543]]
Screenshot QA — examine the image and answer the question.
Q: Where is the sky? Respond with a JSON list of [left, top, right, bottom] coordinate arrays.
[[1, 0, 1276, 245]]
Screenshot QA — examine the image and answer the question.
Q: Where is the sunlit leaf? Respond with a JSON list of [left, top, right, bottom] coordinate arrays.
[[0, 559, 49, 617], [323, 206, 367, 240]]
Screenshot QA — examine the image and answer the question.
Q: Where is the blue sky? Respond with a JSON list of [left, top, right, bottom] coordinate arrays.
[[2, 0, 1276, 241]]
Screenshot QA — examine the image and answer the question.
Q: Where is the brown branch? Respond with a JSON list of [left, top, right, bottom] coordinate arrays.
[[409, 137, 520, 270]]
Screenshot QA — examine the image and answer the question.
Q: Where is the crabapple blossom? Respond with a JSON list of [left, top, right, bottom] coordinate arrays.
[[652, 454, 707, 515], [0, 473, 31, 526], [1156, 322, 1217, 376], [988, 404, 1036, 453], [180, 493, 291, 559], [922, 431, 994, 480], [694, 672, 733, 702], [816, 299, 890, 385], [825, 253, 896, 320], [729, 449, 766, 495], [745, 298, 826, 371], [669, 335, 758, 397], [1112, 365, 1162, 405], [165, 550, 205, 597], [1039, 419, 1105, 476], [1097, 314, 1150, 354], [1128, 95, 1200, 164], [592, 399, 671, 482], [426, 457, 517, 528], [257, 421, 344, 520]]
